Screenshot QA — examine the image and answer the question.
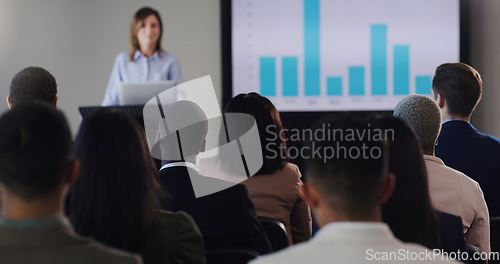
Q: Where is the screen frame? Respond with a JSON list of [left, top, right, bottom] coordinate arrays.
[[221, 0, 470, 109]]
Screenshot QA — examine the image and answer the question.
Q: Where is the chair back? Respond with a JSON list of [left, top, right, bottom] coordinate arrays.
[[467, 244, 488, 264], [259, 217, 288, 251], [490, 217, 500, 264]]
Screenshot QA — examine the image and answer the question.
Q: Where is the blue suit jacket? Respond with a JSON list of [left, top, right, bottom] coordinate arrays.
[[436, 120, 500, 216]]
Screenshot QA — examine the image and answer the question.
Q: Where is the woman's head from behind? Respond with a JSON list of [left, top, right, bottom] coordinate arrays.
[[69, 108, 161, 251], [224, 92, 289, 174], [374, 116, 438, 249], [130, 7, 163, 58]]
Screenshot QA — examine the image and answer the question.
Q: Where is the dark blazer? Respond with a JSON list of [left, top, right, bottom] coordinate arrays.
[[0, 217, 142, 264], [436, 120, 500, 216], [436, 211, 467, 258], [141, 211, 206, 264], [158, 166, 272, 254]]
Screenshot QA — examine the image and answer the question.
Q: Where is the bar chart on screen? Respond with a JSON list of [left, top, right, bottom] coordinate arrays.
[[231, 0, 460, 111]]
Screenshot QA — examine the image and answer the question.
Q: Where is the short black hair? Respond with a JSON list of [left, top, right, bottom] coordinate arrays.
[[393, 95, 442, 150], [9, 66, 57, 108], [0, 101, 71, 200], [159, 100, 209, 158], [224, 93, 289, 175], [432, 63, 482, 117], [304, 115, 388, 217]]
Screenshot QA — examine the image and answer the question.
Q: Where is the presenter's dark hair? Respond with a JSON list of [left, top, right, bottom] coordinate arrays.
[[68, 108, 163, 255], [304, 115, 388, 218], [224, 92, 289, 175], [432, 62, 482, 117], [129, 7, 163, 61], [9, 67, 57, 108], [0, 101, 71, 200], [374, 116, 440, 249]]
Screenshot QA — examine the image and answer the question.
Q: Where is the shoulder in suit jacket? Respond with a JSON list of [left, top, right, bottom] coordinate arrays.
[[0, 217, 142, 264], [436, 120, 500, 216], [140, 210, 206, 264], [158, 165, 272, 254]]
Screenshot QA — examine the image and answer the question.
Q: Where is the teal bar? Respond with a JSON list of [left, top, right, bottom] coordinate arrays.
[[416, 76, 432, 95], [282, 57, 298, 96], [394, 45, 410, 95], [260, 57, 276, 96], [304, 0, 320, 96], [327, 77, 342, 96], [349, 67, 365, 96], [371, 25, 387, 95]]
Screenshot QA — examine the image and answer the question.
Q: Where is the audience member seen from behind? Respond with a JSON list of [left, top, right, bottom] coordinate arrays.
[[0, 102, 142, 264], [432, 63, 500, 216], [375, 116, 467, 256], [7, 66, 58, 108], [102, 7, 183, 106], [0, 66, 58, 214], [250, 115, 459, 264], [223, 92, 312, 245], [156, 100, 272, 255], [394, 94, 490, 254], [67, 108, 205, 264]]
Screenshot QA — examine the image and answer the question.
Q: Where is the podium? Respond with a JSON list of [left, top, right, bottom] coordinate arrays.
[[79, 105, 146, 127], [79, 105, 164, 169]]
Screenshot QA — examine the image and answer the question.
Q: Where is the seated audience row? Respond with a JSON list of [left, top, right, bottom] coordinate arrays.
[[250, 115, 459, 264], [0, 102, 142, 264], [67, 108, 205, 264], [1, 62, 496, 263]]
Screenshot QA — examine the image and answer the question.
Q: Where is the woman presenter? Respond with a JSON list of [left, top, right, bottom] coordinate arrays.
[[102, 7, 182, 106]]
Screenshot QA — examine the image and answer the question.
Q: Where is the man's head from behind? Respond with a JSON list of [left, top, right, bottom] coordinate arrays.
[[8, 66, 58, 109], [432, 62, 482, 119], [0, 102, 75, 203], [393, 95, 441, 155], [157, 100, 208, 162], [302, 115, 393, 226]]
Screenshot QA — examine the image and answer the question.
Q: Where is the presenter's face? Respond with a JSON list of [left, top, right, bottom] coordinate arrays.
[[137, 14, 161, 49]]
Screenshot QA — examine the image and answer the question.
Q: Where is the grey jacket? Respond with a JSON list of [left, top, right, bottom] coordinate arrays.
[[0, 216, 143, 264]]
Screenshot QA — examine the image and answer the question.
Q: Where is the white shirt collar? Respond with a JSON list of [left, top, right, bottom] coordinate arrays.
[[313, 222, 397, 243], [160, 161, 199, 173], [423, 155, 444, 165]]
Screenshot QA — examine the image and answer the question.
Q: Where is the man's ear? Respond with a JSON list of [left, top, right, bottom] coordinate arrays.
[[51, 95, 58, 106], [379, 173, 395, 204], [64, 159, 80, 185], [6, 95, 11, 110], [300, 183, 321, 209], [199, 139, 206, 153], [436, 93, 446, 109]]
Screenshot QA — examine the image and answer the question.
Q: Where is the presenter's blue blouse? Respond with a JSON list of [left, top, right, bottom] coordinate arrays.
[[102, 50, 183, 106]]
